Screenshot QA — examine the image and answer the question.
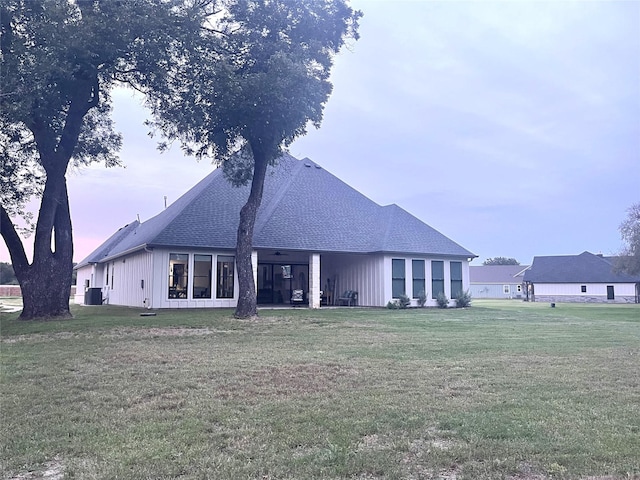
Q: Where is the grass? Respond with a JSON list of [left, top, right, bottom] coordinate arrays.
[[1, 300, 639, 479]]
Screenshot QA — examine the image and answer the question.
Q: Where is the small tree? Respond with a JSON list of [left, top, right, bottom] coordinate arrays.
[[483, 257, 520, 265], [615, 202, 640, 275]]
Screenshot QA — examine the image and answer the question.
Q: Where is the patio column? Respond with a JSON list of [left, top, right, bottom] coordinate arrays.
[[309, 252, 321, 308], [251, 250, 258, 298]]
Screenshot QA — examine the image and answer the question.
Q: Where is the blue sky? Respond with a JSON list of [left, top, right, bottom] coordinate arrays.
[[2, 0, 638, 265]]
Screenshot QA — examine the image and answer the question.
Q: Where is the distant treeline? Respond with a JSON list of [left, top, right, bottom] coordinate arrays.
[[1, 262, 77, 285]]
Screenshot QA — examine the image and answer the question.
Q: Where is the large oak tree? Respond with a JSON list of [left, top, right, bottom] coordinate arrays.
[[145, 0, 361, 318], [0, 0, 204, 319]]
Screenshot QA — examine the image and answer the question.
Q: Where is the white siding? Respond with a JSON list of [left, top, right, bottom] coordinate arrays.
[[103, 250, 153, 307], [152, 248, 240, 308], [321, 254, 386, 306], [320, 254, 471, 307], [535, 283, 636, 297]]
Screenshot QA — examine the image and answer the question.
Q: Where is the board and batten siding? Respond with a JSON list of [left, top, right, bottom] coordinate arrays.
[[321, 254, 470, 307], [152, 248, 239, 309], [103, 250, 153, 307], [321, 254, 386, 307]]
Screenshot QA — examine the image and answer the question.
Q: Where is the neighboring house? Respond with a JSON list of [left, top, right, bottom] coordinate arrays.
[[75, 154, 476, 309], [523, 251, 640, 304], [469, 265, 529, 299]]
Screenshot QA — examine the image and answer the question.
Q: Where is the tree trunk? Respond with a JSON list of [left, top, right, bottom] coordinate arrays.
[[1, 73, 95, 320], [234, 148, 269, 319], [2, 173, 74, 320]]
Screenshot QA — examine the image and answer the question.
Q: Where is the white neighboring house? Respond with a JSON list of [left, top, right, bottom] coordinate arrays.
[[523, 251, 640, 304], [75, 154, 476, 309]]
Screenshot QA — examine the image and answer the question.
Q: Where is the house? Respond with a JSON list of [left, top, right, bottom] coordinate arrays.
[[469, 265, 529, 299], [74, 154, 476, 309], [523, 251, 640, 304]]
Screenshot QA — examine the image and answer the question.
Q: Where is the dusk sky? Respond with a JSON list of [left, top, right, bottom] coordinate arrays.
[[2, 0, 639, 266]]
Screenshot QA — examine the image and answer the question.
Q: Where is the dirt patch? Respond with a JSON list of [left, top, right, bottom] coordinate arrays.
[[9, 456, 64, 480], [2, 327, 223, 344], [215, 363, 360, 399]]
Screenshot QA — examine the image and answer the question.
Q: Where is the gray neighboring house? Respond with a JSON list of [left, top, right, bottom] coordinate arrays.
[[523, 251, 640, 304], [469, 265, 529, 299], [75, 154, 476, 309]]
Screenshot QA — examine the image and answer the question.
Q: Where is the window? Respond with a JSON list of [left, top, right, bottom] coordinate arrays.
[[431, 261, 444, 299], [193, 255, 212, 298], [503, 285, 511, 294], [412, 260, 425, 299], [450, 262, 463, 298], [106, 263, 109, 287], [516, 284, 522, 293], [110, 262, 114, 289], [581, 285, 587, 293], [392, 259, 406, 298], [217, 255, 235, 298], [169, 253, 189, 298], [607, 285, 615, 300]]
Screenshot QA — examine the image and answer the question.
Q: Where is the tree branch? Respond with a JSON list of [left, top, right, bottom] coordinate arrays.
[[0, 204, 30, 273]]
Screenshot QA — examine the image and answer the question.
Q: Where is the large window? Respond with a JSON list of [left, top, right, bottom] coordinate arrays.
[[169, 253, 189, 298], [412, 260, 425, 299], [193, 254, 212, 298], [217, 255, 235, 298], [392, 259, 406, 298], [450, 261, 463, 298], [431, 261, 444, 299]]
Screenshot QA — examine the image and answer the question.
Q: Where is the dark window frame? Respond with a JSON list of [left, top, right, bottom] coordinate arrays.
[[450, 261, 463, 298], [412, 259, 426, 299], [431, 260, 444, 299], [217, 255, 235, 299], [392, 259, 406, 298], [193, 254, 212, 299]]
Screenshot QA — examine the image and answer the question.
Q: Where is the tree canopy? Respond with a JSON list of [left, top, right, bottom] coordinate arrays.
[[0, 0, 205, 318], [1, 0, 360, 320], [145, 0, 361, 318], [483, 257, 520, 266], [615, 202, 640, 275]]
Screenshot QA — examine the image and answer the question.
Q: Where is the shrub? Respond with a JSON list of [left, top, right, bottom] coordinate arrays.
[[417, 290, 428, 308], [436, 292, 449, 308], [454, 290, 472, 308], [397, 294, 411, 309], [387, 294, 411, 309]]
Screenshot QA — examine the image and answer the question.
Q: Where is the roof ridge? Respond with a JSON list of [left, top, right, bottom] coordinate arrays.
[[253, 154, 304, 237], [378, 204, 399, 251]]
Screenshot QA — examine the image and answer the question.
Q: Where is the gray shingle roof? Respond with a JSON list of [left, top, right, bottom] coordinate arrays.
[[77, 154, 475, 267], [523, 251, 640, 283], [470, 265, 529, 284]]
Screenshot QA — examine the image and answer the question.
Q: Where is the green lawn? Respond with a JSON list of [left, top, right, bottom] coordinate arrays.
[[1, 300, 639, 479]]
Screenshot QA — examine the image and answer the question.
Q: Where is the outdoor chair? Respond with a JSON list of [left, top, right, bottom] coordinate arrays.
[[337, 290, 358, 306], [291, 289, 304, 307]]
